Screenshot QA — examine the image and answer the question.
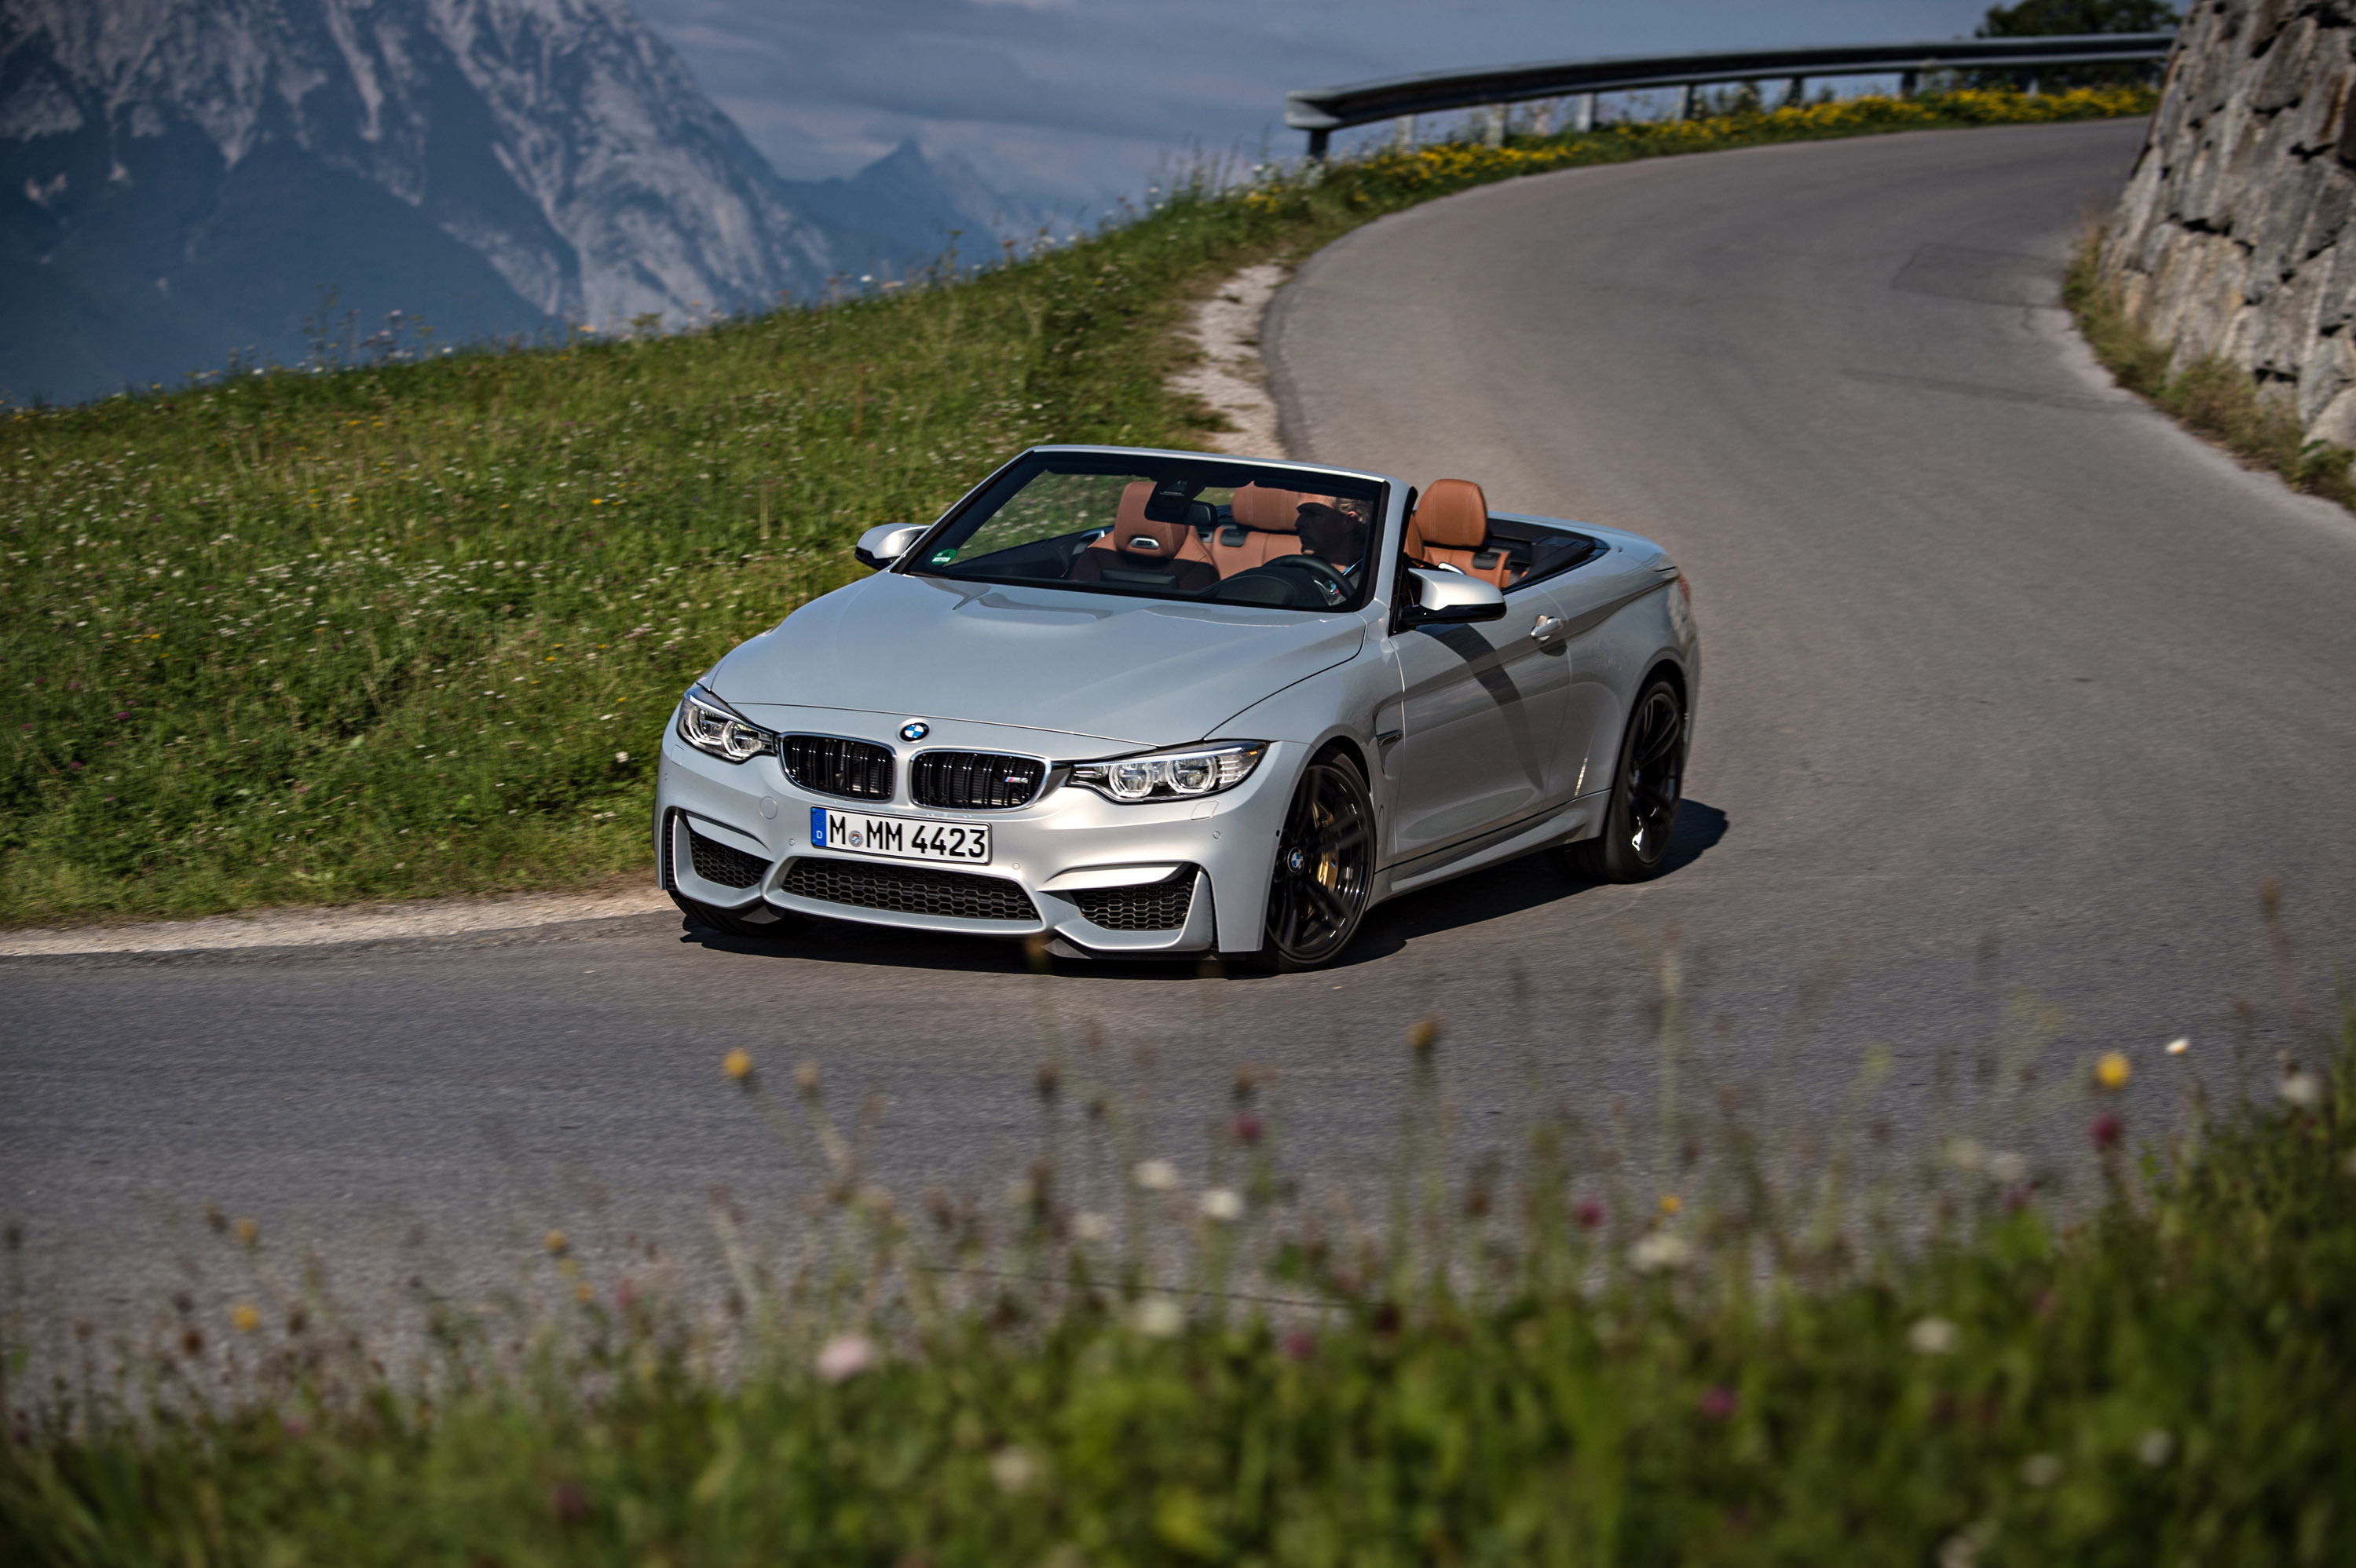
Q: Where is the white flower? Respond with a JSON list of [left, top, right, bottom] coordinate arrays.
[[614, 750, 629, 762], [1199, 1187, 1243, 1223], [1988, 1150, 2029, 1185], [2165, 1037, 2190, 1055], [2279, 1070, 2322, 1109], [1130, 1296, 1183, 1337], [990, 1445, 1037, 1493], [1943, 1137, 1985, 1172], [1908, 1317, 1959, 1355], [2137, 1428, 2175, 1467], [1132, 1158, 1180, 1192], [2020, 1453, 2062, 1488], [814, 1332, 876, 1384], [1629, 1231, 1692, 1274], [1071, 1212, 1113, 1244]]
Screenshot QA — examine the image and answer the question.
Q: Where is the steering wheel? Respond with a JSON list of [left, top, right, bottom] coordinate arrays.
[[1256, 553, 1352, 606]]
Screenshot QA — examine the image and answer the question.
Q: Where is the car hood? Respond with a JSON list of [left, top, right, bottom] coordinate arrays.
[[709, 571, 1366, 749]]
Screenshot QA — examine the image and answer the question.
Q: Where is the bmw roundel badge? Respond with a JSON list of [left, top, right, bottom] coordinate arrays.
[[900, 721, 930, 742]]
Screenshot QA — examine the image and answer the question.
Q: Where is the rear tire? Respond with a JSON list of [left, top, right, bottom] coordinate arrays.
[[1550, 674, 1685, 884], [1249, 751, 1374, 972], [669, 890, 810, 941]]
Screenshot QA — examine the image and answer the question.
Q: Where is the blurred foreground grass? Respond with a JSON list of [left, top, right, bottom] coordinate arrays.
[[2, 970, 2347, 1565], [0, 86, 2154, 926]]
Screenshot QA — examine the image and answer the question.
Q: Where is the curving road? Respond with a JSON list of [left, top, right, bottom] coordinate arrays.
[[7, 119, 2354, 1325]]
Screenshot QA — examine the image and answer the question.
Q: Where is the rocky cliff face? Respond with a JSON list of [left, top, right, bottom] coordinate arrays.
[[0, 0, 1012, 402], [2103, 1, 2356, 445]]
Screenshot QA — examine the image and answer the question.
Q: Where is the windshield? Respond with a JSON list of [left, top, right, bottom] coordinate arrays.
[[905, 454, 1386, 612]]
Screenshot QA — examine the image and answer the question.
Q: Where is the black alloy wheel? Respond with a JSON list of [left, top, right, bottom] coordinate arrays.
[[1256, 752, 1374, 971], [1552, 675, 1685, 884], [670, 890, 810, 941]]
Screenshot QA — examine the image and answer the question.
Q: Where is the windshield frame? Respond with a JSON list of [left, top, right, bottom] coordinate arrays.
[[897, 448, 1395, 616]]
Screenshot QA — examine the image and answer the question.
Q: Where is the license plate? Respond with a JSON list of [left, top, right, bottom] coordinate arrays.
[[809, 807, 991, 865]]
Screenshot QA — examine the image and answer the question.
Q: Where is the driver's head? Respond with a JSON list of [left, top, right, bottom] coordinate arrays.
[[1296, 502, 1366, 568]]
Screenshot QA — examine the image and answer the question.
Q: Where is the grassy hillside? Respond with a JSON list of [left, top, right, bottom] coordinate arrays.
[[0, 86, 2155, 927]]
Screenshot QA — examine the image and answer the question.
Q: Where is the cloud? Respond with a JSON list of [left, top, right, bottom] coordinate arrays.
[[633, 0, 2001, 201]]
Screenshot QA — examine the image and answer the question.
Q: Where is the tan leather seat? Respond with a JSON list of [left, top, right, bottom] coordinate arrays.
[[1071, 481, 1220, 593], [1405, 477, 1512, 588], [1211, 484, 1332, 577]]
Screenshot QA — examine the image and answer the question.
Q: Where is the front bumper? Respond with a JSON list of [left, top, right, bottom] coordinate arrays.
[[654, 709, 1294, 956]]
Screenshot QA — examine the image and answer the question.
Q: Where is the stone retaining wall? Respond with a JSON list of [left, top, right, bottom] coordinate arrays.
[[2103, 1, 2356, 445]]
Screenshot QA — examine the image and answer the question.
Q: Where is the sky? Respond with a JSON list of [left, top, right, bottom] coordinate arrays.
[[632, 0, 2011, 208]]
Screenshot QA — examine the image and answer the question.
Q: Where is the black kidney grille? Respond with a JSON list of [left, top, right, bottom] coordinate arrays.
[[783, 858, 1037, 922], [1071, 868, 1195, 931], [688, 826, 768, 889], [910, 750, 1047, 810], [780, 733, 893, 801]]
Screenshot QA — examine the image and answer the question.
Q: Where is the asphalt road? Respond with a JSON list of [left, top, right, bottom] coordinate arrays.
[[8, 119, 2354, 1330]]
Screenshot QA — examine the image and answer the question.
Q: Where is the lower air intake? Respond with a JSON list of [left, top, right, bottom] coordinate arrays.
[[688, 825, 768, 889], [1071, 868, 1195, 931], [783, 857, 1037, 922]]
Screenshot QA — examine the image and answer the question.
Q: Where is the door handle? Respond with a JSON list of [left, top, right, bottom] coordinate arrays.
[[1528, 615, 1564, 644]]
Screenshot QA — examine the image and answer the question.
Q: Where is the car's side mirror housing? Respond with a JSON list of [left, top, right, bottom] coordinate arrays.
[[855, 523, 927, 570], [1399, 566, 1507, 625]]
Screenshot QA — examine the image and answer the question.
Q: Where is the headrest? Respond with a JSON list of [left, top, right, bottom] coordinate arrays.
[[1230, 484, 1321, 532], [1107, 481, 1210, 561], [1412, 478, 1488, 550]]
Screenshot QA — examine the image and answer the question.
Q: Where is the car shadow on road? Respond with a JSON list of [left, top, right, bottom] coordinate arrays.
[[679, 800, 1729, 979], [1323, 798, 1732, 969]]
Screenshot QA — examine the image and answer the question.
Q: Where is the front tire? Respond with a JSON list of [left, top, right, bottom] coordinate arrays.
[[669, 890, 810, 941], [1251, 751, 1374, 972], [1550, 675, 1685, 884]]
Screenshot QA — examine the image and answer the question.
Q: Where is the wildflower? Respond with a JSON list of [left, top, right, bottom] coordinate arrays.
[[1230, 1110, 1263, 1145], [1659, 1193, 1682, 1215], [1987, 1150, 2028, 1185], [1200, 1188, 1243, 1223], [815, 1331, 878, 1384], [2279, 1069, 2321, 1109], [721, 1048, 753, 1083], [1574, 1197, 1606, 1230], [2137, 1428, 2175, 1467], [544, 1229, 569, 1257], [2165, 1037, 2190, 1055], [1908, 1317, 1959, 1355], [990, 1445, 1037, 1493], [551, 1480, 591, 1525], [1943, 1137, 1985, 1171], [1407, 1016, 1440, 1056], [2090, 1111, 2123, 1151], [2094, 1052, 2131, 1091], [2020, 1453, 2062, 1487], [1630, 1231, 1692, 1273], [1132, 1158, 1180, 1191], [1699, 1384, 1737, 1421], [1131, 1296, 1184, 1337], [232, 1216, 260, 1246], [1071, 1212, 1112, 1244], [230, 1302, 261, 1334], [1280, 1329, 1316, 1361], [793, 1060, 821, 1096], [614, 751, 628, 762]]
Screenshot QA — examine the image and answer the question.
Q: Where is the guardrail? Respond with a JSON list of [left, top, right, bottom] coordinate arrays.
[[1285, 33, 2176, 157]]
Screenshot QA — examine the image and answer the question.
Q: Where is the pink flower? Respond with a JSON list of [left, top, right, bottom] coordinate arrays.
[[2090, 1112, 2122, 1152], [1699, 1385, 1738, 1421], [1281, 1329, 1317, 1362], [1231, 1112, 1264, 1145], [1574, 1198, 1606, 1230], [815, 1332, 878, 1384]]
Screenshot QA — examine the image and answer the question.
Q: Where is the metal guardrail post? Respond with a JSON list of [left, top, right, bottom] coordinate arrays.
[[1571, 92, 1595, 132]]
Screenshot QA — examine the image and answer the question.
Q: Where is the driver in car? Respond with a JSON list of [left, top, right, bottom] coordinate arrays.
[[1294, 500, 1369, 576]]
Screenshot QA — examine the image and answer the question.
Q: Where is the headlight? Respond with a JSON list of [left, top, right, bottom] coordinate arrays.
[[1067, 741, 1266, 802], [675, 683, 775, 763]]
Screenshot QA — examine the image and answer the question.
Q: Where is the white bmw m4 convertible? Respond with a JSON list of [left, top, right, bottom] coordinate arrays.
[[657, 445, 1699, 970]]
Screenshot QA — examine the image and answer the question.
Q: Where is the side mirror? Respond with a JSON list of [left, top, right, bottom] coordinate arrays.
[[854, 523, 927, 570], [1400, 566, 1507, 625]]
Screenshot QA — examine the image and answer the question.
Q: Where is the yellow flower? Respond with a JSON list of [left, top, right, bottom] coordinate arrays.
[[1659, 1193, 1682, 1215], [2095, 1052, 2131, 1092], [544, 1228, 569, 1256], [231, 1303, 262, 1334], [232, 1216, 260, 1246], [723, 1048, 753, 1082]]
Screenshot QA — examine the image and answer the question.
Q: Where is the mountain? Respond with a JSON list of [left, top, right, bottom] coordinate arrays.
[[783, 137, 1044, 281], [0, 0, 1025, 404]]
